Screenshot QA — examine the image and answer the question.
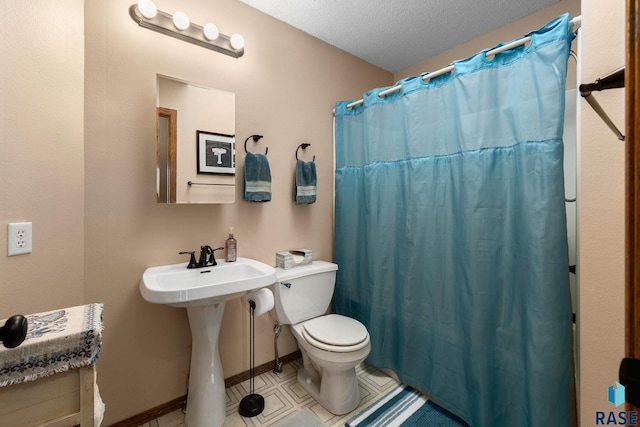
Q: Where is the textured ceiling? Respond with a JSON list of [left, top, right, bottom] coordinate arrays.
[[238, 0, 559, 73]]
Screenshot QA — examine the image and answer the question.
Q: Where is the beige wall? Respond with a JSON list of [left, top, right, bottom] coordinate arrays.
[[83, 0, 390, 422], [0, 2, 85, 314], [577, 0, 626, 423]]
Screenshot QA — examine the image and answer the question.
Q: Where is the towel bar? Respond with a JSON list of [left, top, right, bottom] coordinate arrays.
[[188, 181, 235, 186]]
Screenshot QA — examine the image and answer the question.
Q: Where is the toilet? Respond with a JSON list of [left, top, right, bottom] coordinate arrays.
[[273, 261, 371, 415]]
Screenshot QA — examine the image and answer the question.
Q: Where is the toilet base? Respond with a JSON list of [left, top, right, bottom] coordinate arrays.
[[297, 364, 361, 415]]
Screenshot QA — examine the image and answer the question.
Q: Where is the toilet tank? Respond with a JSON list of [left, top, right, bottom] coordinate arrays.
[[273, 261, 338, 325]]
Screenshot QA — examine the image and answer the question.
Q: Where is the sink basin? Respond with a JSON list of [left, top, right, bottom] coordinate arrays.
[[140, 257, 277, 307], [140, 257, 277, 427]]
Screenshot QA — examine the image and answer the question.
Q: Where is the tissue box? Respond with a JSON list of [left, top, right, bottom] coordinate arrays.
[[276, 249, 313, 269]]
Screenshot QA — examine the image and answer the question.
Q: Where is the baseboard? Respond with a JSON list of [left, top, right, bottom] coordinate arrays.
[[109, 351, 302, 427], [109, 395, 186, 427]]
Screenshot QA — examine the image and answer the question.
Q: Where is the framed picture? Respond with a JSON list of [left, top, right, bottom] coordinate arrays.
[[196, 131, 236, 174]]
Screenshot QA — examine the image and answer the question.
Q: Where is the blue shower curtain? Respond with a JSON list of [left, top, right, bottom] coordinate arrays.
[[334, 14, 574, 427]]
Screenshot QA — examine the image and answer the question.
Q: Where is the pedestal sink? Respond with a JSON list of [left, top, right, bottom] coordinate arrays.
[[140, 258, 277, 427]]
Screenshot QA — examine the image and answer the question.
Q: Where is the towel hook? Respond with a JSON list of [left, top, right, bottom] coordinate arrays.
[[296, 143, 315, 162], [244, 134, 268, 155]]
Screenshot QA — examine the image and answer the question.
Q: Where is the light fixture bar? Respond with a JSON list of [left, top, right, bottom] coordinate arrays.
[[129, 5, 244, 58]]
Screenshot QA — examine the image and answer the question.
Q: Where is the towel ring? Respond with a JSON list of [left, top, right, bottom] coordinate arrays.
[[244, 134, 268, 155], [296, 143, 315, 162]]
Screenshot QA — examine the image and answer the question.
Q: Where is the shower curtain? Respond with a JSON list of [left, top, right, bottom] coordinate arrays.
[[334, 14, 574, 427]]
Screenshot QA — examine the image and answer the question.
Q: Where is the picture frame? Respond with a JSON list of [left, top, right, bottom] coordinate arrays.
[[196, 130, 236, 174]]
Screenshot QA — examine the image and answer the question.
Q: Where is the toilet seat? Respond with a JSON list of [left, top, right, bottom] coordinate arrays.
[[301, 314, 369, 353]]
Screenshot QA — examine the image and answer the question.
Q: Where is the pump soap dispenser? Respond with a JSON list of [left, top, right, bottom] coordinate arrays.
[[225, 227, 237, 262]]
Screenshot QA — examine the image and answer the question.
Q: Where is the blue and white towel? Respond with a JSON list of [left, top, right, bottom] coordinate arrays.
[[244, 152, 272, 202], [294, 160, 316, 204]]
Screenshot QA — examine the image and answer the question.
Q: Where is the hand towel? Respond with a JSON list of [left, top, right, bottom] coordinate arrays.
[[244, 153, 272, 202], [294, 160, 316, 204]]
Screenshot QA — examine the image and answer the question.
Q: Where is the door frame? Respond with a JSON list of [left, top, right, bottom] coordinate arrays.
[[626, 0, 639, 399], [157, 107, 177, 203]]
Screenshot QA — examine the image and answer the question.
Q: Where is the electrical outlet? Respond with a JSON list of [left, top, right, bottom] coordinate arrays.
[[7, 222, 32, 256]]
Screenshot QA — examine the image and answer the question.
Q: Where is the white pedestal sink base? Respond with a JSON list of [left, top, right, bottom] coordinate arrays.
[[185, 302, 226, 427], [140, 258, 277, 427]]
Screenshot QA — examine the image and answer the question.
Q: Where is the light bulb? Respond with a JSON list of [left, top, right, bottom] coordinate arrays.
[[137, 0, 157, 19], [203, 23, 219, 41], [172, 11, 190, 31], [230, 33, 244, 50]]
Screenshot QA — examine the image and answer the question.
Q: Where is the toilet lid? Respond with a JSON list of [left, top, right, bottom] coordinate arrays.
[[302, 314, 368, 347]]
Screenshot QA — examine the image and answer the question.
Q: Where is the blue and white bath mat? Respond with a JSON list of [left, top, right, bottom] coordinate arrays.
[[346, 384, 468, 427]]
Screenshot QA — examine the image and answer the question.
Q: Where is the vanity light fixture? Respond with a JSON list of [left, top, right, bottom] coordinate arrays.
[[172, 11, 190, 31], [129, 0, 244, 58], [137, 0, 157, 19], [230, 34, 245, 51], [203, 23, 219, 41]]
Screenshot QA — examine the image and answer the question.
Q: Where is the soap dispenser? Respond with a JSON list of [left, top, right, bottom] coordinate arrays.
[[225, 227, 237, 262]]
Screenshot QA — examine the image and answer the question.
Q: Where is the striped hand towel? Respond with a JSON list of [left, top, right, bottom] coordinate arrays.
[[294, 159, 316, 204], [244, 152, 272, 202]]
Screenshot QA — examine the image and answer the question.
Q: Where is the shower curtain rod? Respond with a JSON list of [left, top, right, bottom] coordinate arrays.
[[344, 15, 582, 110]]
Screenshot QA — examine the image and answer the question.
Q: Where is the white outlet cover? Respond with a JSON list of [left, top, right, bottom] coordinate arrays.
[[7, 222, 32, 256]]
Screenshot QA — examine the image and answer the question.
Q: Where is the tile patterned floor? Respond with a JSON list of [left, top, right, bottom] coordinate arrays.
[[141, 360, 398, 427]]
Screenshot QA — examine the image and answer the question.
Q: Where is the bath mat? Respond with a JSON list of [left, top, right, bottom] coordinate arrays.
[[272, 407, 326, 427], [346, 384, 467, 427]]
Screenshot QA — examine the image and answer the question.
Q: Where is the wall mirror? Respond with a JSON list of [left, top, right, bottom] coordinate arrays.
[[157, 75, 236, 204]]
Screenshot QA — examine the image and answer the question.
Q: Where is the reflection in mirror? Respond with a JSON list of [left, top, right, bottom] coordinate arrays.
[[157, 107, 177, 203], [156, 75, 236, 204]]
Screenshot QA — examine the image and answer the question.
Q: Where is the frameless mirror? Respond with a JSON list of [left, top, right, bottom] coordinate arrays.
[[157, 75, 236, 204]]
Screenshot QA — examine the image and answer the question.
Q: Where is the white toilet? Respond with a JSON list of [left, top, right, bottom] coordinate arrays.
[[273, 261, 371, 415]]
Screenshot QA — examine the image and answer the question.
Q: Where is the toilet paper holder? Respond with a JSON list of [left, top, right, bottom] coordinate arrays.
[[239, 299, 264, 418], [239, 288, 274, 418]]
